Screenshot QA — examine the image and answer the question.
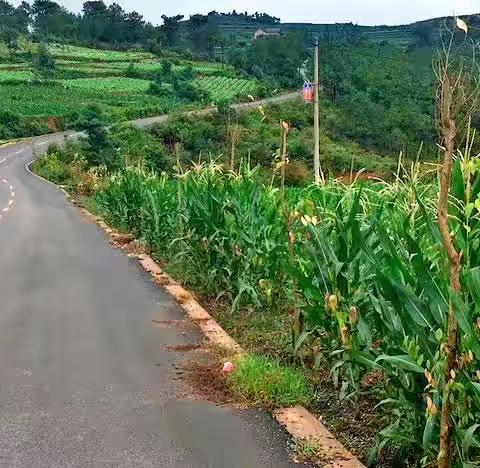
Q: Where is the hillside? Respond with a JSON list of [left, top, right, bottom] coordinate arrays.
[[193, 12, 480, 47], [0, 36, 438, 164], [0, 1, 475, 164], [282, 14, 480, 47], [0, 41, 260, 140]]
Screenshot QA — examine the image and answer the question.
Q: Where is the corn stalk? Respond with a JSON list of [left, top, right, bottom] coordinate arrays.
[[280, 121, 290, 206], [228, 125, 242, 171]]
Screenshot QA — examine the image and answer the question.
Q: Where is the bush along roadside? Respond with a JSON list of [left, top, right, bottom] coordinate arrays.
[[32, 152, 480, 466]]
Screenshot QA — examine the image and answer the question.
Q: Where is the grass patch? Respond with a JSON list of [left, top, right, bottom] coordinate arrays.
[[227, 354, 312, 408], [293, 438, 327, 465], [215, 305, 293, 362], [76, 194, 102, 216]]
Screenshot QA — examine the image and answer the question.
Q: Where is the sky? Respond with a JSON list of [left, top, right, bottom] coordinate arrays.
[[10, 0, 480, 26]]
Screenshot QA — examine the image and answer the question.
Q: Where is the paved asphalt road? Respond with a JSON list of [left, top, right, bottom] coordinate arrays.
[[0, 95, 305, 468]]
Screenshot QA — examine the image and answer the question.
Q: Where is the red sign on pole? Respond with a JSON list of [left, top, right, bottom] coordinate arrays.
[[303, 83, 314, 103]]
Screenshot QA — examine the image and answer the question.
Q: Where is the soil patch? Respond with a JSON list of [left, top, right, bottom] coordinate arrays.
[[164, 343, 203, 352], [151, 319, 187, 329], [180, 354, 235, 405]]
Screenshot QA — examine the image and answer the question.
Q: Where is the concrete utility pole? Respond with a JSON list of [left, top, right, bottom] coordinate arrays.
[[313, 37, 323, 185]]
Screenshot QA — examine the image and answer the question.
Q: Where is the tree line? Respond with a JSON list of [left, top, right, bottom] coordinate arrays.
[[0, 1, 280, 53], [0, 0, 153, 47]]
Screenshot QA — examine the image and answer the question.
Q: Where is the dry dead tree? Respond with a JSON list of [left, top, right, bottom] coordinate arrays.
[[435, 19, 480, 468]]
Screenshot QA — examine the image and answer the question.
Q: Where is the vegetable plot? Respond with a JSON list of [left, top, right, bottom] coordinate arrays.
[[195, 76, 258, 101], [64, 77, 151, 93]]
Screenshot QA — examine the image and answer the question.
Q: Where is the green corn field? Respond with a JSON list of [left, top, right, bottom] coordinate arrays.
[[92, 160, 480, 465]]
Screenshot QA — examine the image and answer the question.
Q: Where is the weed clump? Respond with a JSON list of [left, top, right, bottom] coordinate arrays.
[[227, 354, 312, 408]]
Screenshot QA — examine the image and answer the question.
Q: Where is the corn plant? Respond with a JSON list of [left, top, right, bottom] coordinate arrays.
[[288, 185, 380, 396], [96, 167, 148, 234], [172, 162, 290, 309]]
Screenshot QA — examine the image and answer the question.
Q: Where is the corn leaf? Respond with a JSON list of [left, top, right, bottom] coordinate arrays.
[[375, 354, 425, 373]]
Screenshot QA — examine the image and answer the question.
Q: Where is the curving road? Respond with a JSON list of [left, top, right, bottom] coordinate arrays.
[[130, 91, 301, 128], [0, 104, 303, 466]]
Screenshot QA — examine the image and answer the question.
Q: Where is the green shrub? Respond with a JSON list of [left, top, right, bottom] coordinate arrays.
[[25, 117, 52, 135], [288, 134, 312, 161], [110, 124, 172, 173], [178, 65, 195, 81], [80, 105, 118, 171], [148, 81, 172, 97], [125, 63, 138, 78], [33, 152, 71, 185], [0, 111, 51, 139], [33, 42, 56, 81], [284, 160, 311, 186], [0, 123, 14, 140], [172, 77, 210, 103], [150, 114, 224, 162]]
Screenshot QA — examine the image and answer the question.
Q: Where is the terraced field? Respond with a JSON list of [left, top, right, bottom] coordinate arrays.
[[195, 76, 258, 101], [0, 42, 258, 130], [0, 70, 34, 82], [64, 77, 152, 93], [48, 43, 154, 62]]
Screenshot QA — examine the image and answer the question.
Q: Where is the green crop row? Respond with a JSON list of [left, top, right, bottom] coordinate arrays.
[[48, 44, 153, 62], [195, 76, 258, 100], [0, 81, 180, 119], [63, 77, 151, 93], [0, 70, 34, 82]]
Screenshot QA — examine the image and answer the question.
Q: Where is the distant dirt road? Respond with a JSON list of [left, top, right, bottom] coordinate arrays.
[[130, 90, 301, 128]]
